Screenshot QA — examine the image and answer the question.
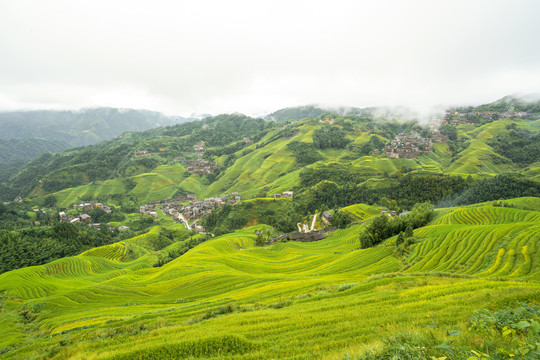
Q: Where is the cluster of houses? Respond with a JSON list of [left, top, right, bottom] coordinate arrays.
[[55, 201, 121, 229], [139, 194, 197, 217], [193, 141, 205, 154], [443, 110, 528, 126], [243, 137, 254, 144], [273, 191, 294, 199], [383, 130, 448, 159], [320, 116, 335, 125], [141, 193, 242, 233], [72, 200, 112, 213], [58, 210, 122, 230], [183, 159, 220, 175], [179, 141, 220, 175]]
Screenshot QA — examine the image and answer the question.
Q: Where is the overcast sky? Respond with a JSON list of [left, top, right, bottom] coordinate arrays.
[[1, 0, 540, 116]]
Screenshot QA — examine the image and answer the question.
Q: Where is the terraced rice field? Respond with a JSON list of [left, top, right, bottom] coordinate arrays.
[[406, 203, 540, 279], [46, 117, 537, 207], [444, 139, 515, 176], [130, 164, 191, 202], [341, 203, 380, 221], [1, 198, 539, 359], [52, 163, 211, 208], [54, 179, 126, 208]]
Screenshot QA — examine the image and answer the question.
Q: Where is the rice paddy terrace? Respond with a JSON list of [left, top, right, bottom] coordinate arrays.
[[1, 198, 539, 359], [43, 116, 540, 209]]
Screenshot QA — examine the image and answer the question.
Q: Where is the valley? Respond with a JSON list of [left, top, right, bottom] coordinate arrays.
[[0, 98, 539, 359]]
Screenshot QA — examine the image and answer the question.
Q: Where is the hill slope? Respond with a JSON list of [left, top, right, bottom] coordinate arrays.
[[26, 115, 538, 210], [0, 198, 539, 359], [0, 108, 195, 166], [265, 104, 373, 122]]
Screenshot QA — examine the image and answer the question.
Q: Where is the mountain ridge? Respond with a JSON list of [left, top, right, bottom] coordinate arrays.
[[0, 107, 197, 165]]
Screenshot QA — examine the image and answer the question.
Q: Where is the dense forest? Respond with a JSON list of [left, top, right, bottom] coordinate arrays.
[[0, 222, 124, 274], [490, 128, 540, 165], [201, 199, 302, 236], [0, 137, 70, 164]]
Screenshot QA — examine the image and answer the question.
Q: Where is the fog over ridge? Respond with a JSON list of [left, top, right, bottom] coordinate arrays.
[[1, 1, 539, 117]]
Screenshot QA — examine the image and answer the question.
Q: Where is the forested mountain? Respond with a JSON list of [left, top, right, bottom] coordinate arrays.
[[474, 94, 540, 112], [265, 104, 373, 122], [0, 137, 69, 165], [0, 108, 196, 165]]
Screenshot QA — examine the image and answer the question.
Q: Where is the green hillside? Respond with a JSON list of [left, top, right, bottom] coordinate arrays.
[[0, 109, 538, 207], [474, 95, 540, 113], [0, 137, 70, 165], [0, 198, 539, 359], [0, 108, 195, 173], [265, 105, 372, 122], [3, 115, 531, 209]]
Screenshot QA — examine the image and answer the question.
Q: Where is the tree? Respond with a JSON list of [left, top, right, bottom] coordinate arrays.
[[440, 125, 457, 141], [42, 195, 57, 208], [313, 126, 351, 149], [404, 225, 413, 238], [395, 231, 405, 246], [359, 231, 373, 249], [88, 207, 109, 223], [331, 209, 352, 229], [255, 229, 272, 246]]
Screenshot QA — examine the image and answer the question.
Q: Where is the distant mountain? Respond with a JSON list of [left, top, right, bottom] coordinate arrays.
[[474, 94, 540, 112], [265, 105, 373, 122], [0, 137, 69, 165], [0, 107, 196, 165]]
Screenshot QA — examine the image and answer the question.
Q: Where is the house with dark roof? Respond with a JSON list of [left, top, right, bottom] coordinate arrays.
[[322, 211, 333, 225]]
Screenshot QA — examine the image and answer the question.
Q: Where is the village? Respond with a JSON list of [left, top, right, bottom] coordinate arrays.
[[57, 200, 125, 231], [139, 192, 243, 233], [383, 129, 448, 159], [135, 140, 222, 175], [382, 109, 528, 159], [443, 110, 528, 125]]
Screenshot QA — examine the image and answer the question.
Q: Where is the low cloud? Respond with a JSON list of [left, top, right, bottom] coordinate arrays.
[[1, 1, 539, 116]]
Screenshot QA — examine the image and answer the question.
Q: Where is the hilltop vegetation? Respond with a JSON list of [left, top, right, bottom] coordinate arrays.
[[0, 222, 125, 274], [265, 104, 371, 122], [474, 94, 540, 113]]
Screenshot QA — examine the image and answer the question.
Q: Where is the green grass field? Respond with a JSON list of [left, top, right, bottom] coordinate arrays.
[[1, 198, 539, 359]]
